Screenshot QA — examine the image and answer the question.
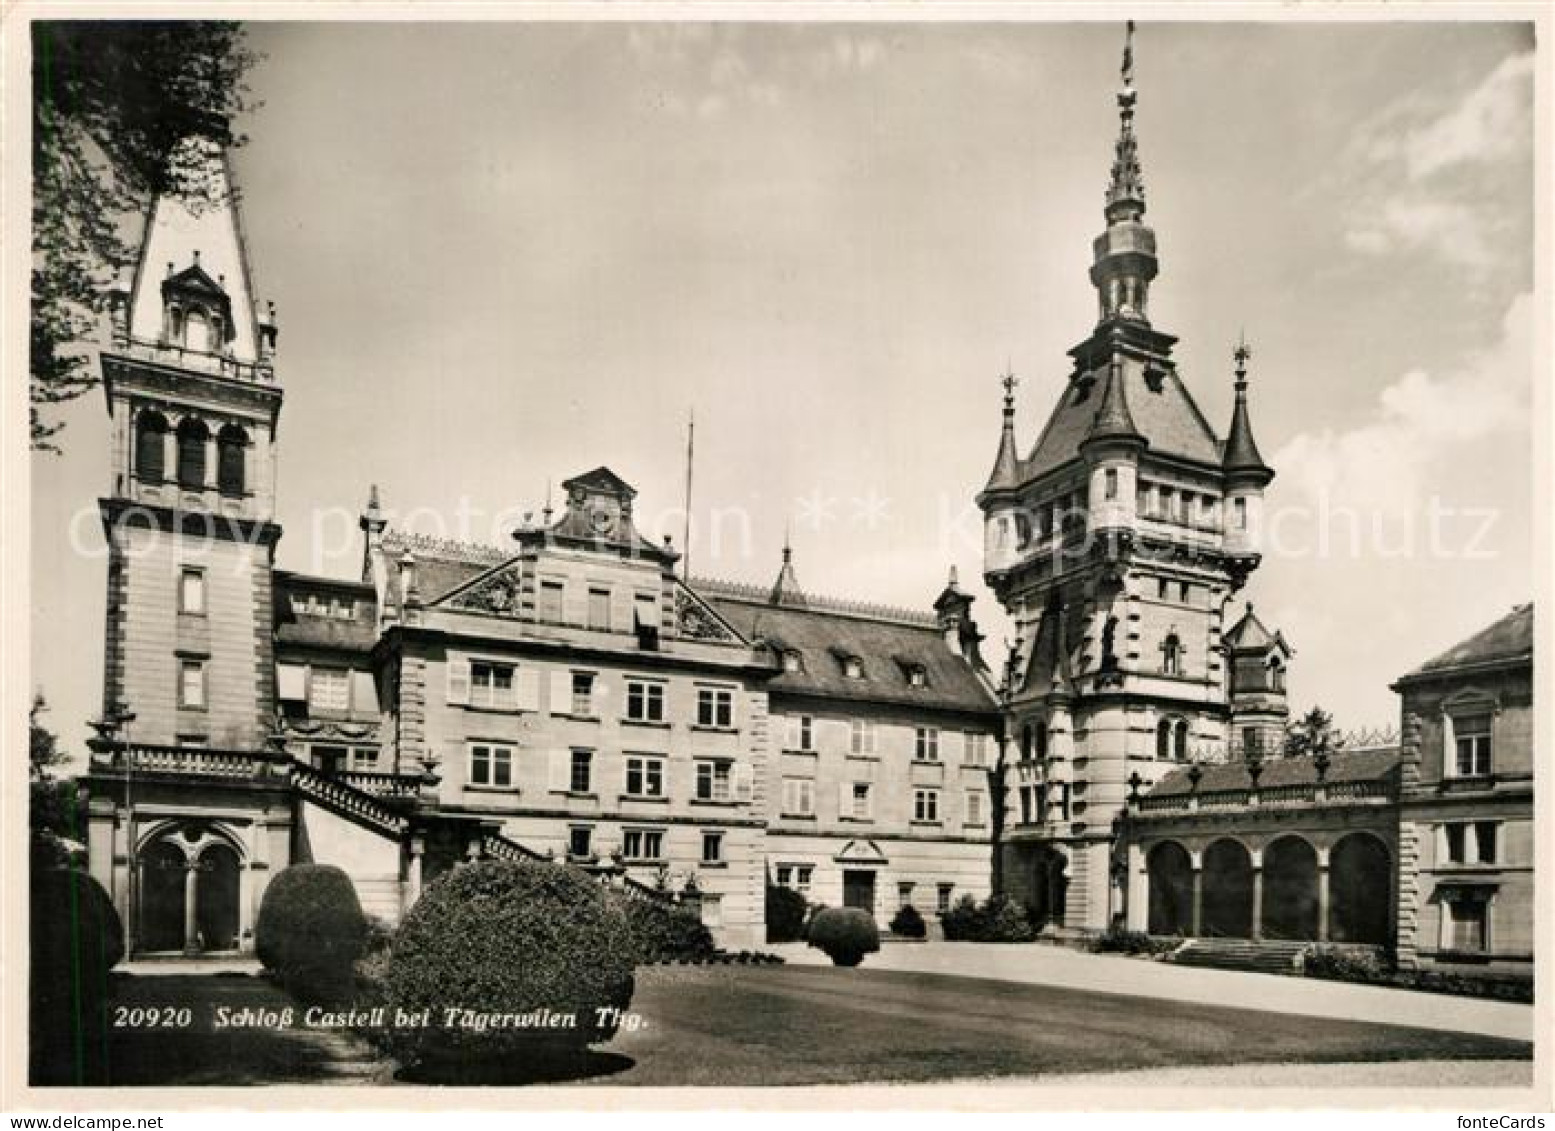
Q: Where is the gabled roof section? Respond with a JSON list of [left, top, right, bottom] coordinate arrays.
[[697, 578, 998, 714], [564, 466, 637, 498], [1148, 748, 1399, 797], [1222, 603, 1291, 655], [1397, 603, 1533, 683]]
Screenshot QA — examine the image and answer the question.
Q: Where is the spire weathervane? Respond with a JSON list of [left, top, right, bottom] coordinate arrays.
[[1121, 19, 1136, 89], [1106, 21, 1145, 216], [1000, 367, 1020, 412], [1234, 333, 1252, 385]]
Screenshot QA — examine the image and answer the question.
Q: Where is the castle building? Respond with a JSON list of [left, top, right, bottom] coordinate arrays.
[[79, 136, 997, 955], [975, 30, 1287, 933]]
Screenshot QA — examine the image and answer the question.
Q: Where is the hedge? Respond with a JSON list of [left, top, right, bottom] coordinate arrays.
[[806, 907, 880, 967], [888, 904, 927, 939], [1301, 944, 1533, 1003], [382, 858, 636, 1067], [30, 866, 124, 1085], [765, 883, 807, 943], [1091, 927, 1182, 957], [255, 864, 368, 1003], [941, 894, 1036, 943], [618, 896, 716, 965]]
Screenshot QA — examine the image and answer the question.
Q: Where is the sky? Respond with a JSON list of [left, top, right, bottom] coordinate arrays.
[[28, 17, 1538, 756]]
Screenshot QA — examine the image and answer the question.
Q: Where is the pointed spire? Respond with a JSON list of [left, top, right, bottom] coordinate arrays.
[[1105, 20, 1146, 223], [982, 368, 1023, 495], [1222, 335, 1274, 482], [1083, 330, 1146, 450], [769, 534, 807, 608]]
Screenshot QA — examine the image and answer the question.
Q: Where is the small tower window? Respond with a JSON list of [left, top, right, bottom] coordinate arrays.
[[1268, 657, 1286, 693], [1161, 632, 1183, 676], [1034, 721, 1049, 761], [1233, 497, 1248, 530], [1173, 720, 1189, 762], [1155, 719, 1171, 761], [1104, 468, 1118, 500], [176, 417, 209, 489], [134, 410, 168, 482], [216, 424, 248, 497]]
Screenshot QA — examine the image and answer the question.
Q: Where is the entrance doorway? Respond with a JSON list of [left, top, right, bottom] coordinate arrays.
[[842, 870, 876, 914], [135, 824, 245, 956], [138, 839, 188, 952]]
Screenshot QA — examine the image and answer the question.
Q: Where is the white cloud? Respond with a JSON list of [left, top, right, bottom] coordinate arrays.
[[1344, 198, 1493, 270], [1390, 52, 1533, 181], [1273, 291, 1531, 521]]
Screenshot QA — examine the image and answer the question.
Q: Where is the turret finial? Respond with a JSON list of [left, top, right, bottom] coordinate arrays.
[[1000, 366, 1019, 415], [1234, 333, 1252, 386]]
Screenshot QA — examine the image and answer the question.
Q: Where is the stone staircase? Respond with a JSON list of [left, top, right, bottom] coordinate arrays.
[[1169, 937, 1308, 975]]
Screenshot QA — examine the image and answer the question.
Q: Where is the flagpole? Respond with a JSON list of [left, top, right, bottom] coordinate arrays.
[[682, 409, 694, 577]]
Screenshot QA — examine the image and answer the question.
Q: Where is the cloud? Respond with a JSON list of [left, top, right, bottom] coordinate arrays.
[[1378, 52, 1533, 181], [1272, 291, 1531, 521], [1343, 198, 1493, 270]]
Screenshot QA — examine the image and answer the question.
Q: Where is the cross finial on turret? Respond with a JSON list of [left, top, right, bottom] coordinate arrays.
[[1000, 368, 1019, 411], [1234, 333, 1252, 383]]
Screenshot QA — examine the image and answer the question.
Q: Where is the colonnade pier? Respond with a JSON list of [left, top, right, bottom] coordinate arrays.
[[1117, 748, 1399, 946]]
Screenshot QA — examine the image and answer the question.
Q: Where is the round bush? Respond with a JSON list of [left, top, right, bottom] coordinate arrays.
[[806, 907, 880, 967], [888, 904, 927, 939], [765, 883, 807, 943], [30, 866, 124, 1084], [384, 858, 635, 1066], [255, 864, 368, 1002], [619, 896, 715, 964]]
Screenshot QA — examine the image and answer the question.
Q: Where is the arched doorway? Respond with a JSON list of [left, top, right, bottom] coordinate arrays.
[[1262, 836, 1319, 941], [1147, 841, 1193, 936], [196, 844, 242, 952], [138, 839, 187, 952], [1329, 833, 1391, 944], [1201, 839, 1254, 938], [1028, 845, 1068, 930]]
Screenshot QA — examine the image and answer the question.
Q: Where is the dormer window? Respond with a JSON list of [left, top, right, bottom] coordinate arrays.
[[782, 650, 804, 674], [843, 657, 864, 680], [907, 665, 928, 688]]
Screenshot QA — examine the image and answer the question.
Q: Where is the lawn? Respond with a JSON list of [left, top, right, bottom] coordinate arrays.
[[69, 964, 1530, 1087]]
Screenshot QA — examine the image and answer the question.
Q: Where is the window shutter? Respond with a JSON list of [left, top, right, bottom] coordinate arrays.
[[733, 762, 754, 803], [276, 663, 307, 702], [351, 670, 379, 714], [549, 670, 572, 714], [549, 748, 570, 793], [516, 667, 541, 711], [446, 656, 470, 705]]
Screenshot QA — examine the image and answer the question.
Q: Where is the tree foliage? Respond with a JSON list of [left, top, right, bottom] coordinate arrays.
[[31, 21, 257, 450], [1284, 706, 1345, 759]]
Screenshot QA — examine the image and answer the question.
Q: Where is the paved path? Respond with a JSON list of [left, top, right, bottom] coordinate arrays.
[[770, 941, 1532, 1042]]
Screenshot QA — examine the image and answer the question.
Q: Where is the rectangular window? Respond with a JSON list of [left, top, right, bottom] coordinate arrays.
[[1454, 714, 1492, 777], [1474, 822, 1498, 864], [697, 686, 735, 728], [1104, 467, 1118, 500], [701, 831, 723, 864], [795, 865, 813, 896], [470, 661, 515, 710], [695, 760, 732, 801], [1445, 823, 1467, 864], [775, 865, 792, 887], [1179, 581, 1191, 603], [914, 727, 940, 762], [568, 826, 593, 859], [849, 719, 876, 755], [309, 666, 350, 713], [178, 568, 206, 615], [898, 882, 915, 909], [1019, 785, 1034, 825], [914, 789, 940, 823], [569, 748, 593, 794], [782, 777, 815, 816], [311, 744, 347, 773], [937, 883, 954, 916], [1233, 496, 1247, 530], [1447, 898, 1488, 952], [538, 580, 564, 623], [962, 732, 988, 766], [587, 587, 611, 631], [626, 680, 665, 722], [468, 743, 514, 789], [796, 715, 814, 751], [851, 783, 872, 820], [965, 791, 985, 826], [179, 659, 206, 709], [622, 829, 664, 862], [349, 747, 379, 771], [571, 671, 595, 716], [625, 756, 665, 798]]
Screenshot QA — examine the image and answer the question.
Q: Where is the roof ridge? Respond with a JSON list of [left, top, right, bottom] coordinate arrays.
[[692, 576, 937, 628], [382, 529, 512, 564]]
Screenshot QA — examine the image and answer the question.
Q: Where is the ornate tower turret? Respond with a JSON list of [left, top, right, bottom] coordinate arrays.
[[977, 372, 1024, 575], [1089, 21, 1158, 327], [1222, 338, 1275, 568], [1080, 328, 1148, 536]]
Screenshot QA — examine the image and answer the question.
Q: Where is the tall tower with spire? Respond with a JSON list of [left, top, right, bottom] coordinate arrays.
[[975, 24, 1284, 934]]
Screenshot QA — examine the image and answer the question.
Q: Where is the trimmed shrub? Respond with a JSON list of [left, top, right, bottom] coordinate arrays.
[[1092, 927, 1181, 956], [766, 883, 808, 943], [255, 864, 368, 1003], [1302, 943, 1393, 982], [29, 866, 124, 1085], [806, 907, 880, 967], [888, 904, 927, 939], [941, 894, 1036, 943], [620, 896, 716, 965], [383, 858, 635, 1067]]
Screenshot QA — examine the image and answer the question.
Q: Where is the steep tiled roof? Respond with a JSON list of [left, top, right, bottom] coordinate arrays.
[[380, 531, 511, 606], [696, 580, 997, 715], [1398, 603, 1534, 682], [1024, 365, 1221, 482], [1147, 748, 1399, 797]]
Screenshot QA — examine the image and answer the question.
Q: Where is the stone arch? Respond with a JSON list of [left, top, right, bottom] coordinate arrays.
[[134, 821, 248, 956], [1329, 832, 1391, 945], [1146, 840, 1193, 937], [1262, 835, 1320, 941], [1155, 718, 1172, 760], [1201, 837, 1254, 938], [1173, 719, 1190, 762], [134, 408, 168, 482], [176, 416, 209, 489], [216, 422, 248, 497]]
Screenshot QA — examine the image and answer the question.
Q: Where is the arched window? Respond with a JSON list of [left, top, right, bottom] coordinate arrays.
[[1156, 718, 1171, 761], [1034, 721, 1049, 761], [134, 410, 168, 482], [1162, 633, 1183, 676], [184, 308, 212, 353], [176, 417, 209, 489], [216, 424, 248, 497], [1268, 657, 1286, 693], [1173, 719, 1190, 762]]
